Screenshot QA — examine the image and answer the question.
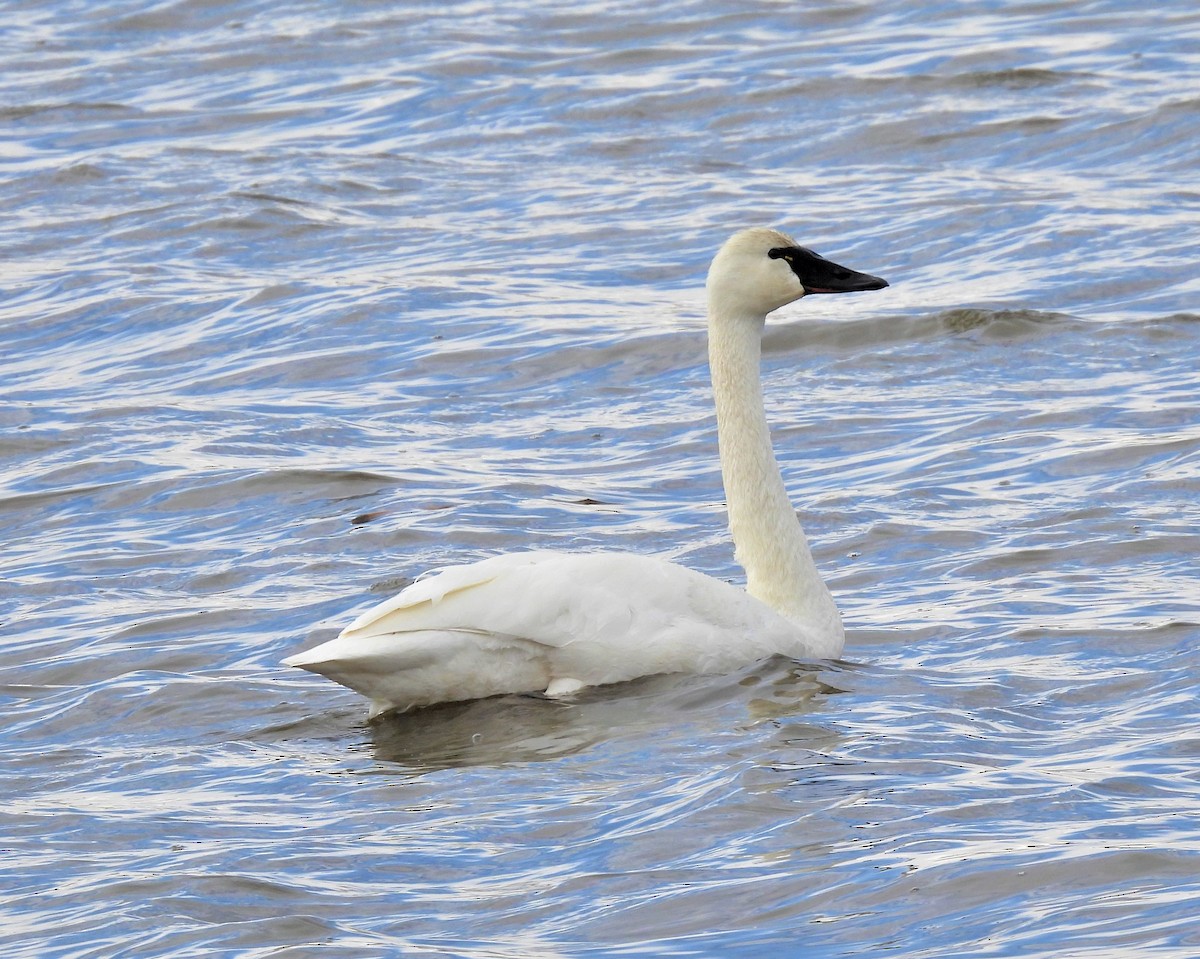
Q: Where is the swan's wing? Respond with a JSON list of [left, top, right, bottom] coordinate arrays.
[[336, 550, 671, 649], [338, 550, 573, 642], [283, 551, 710, 713], [326, 549, 816, 663]]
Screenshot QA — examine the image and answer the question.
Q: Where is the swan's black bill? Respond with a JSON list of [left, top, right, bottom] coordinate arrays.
[[769, 245, 888, 294]]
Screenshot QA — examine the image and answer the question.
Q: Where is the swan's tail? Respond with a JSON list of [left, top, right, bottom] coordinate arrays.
[[283, 629, 552, 717]]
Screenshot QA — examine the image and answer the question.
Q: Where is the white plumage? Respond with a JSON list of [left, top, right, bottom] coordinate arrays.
[[285, 228, 888, 718]]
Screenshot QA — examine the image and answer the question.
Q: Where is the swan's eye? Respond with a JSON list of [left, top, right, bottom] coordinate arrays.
[[768, 248, 791, 261]]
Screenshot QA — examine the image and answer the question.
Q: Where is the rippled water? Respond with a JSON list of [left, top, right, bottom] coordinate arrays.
[[3, 1, 1199, 956]]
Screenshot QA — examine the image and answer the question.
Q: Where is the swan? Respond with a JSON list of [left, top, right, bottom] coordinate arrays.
[[284, 228, 888, 718]]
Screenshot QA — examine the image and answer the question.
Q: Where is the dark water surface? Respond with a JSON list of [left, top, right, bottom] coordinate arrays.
[[3, 1, 1199, 956]]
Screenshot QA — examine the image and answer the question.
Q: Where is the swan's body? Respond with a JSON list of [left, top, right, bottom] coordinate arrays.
[[285, 228, 887, 718]]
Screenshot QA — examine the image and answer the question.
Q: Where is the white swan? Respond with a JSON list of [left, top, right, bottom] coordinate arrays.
[[285, 228, 888, 718]]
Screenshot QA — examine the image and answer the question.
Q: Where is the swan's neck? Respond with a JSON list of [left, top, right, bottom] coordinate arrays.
[[707, 309, 840, 636]]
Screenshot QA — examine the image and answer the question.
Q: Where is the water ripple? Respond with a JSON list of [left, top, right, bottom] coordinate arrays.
[[3, 1, 1200, 956]]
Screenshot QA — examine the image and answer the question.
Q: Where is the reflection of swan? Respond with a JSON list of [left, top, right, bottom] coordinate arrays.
[[367, 662, 841, 771], [285, 228, 888, 718]]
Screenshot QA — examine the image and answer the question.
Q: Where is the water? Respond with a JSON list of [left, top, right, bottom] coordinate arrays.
[[3, 1, 1199, 955]]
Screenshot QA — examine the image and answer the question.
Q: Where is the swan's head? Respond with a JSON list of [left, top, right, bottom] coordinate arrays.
[[706, 227, 888, 319]]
